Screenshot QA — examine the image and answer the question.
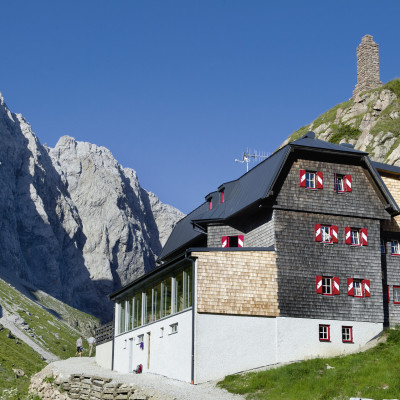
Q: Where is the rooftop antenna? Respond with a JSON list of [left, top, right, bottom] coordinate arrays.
[[235, 148, 269, 172]]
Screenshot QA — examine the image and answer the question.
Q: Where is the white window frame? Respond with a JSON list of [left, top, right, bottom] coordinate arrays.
[[319, 324, 330, 341], [342, 326, 353, 343], [306, 172, 316, 189], [392, 240, 400, 255], [322, 277, 333, 295], [321, 226, 332, 244], [351, 229, 360, 246]]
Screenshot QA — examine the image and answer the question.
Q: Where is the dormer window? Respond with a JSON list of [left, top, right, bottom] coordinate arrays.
[[221, 235, 244, 248]]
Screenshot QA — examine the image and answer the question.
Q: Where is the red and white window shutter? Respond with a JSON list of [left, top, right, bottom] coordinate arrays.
[[333, 277, 340, 295], [238, 235, 244, 248], [344, 175, 352, 192], [221, 236, 228, 248], [300, 169, 306, 187], [347, 278, 354, 296], [316, 276, 323, 294], [345, 227, 351, 244], [314, 224, 322, 242], [364, 279, 371, 297], [331, 225, 338, 243], [316, 171, 323, 189], [361, 228, 368, 246]]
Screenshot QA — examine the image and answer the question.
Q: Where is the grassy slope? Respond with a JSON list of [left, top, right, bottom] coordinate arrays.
[[288, 79, 400, 152], [0, 277, 100, 397], [218, 328, 400, 400]]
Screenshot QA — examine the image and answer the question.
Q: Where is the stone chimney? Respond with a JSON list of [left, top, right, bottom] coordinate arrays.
[[353, 35, 382, 97]]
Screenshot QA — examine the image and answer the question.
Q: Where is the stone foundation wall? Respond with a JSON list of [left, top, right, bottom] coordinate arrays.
[[29, 372, 174, 400]]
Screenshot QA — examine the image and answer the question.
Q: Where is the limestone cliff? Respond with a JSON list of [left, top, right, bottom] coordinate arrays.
[[284, 79, 400, 164], [0, 93, 184, 321]]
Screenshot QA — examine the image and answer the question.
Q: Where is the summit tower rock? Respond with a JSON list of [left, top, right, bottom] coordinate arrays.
[[353, 34, 382, 97]]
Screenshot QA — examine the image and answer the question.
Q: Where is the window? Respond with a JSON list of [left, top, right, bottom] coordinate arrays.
[[144, 287, 153, 324], [153, 282, 162, 321], [300, 169, 323, 189], [221, 235, 244, 248], [133, 292, 142, 328], [347, 278, 371, 297], [137, 334, 144, 345], [315, 224, 338, 243], [119, 301, 126, 334], [342, 326, 353, 343], [208, 198, 212, 210], [175, 267, 192, 313], [322, 277, 332, 295], [353, 279, 363, 297], [391, 241, 400, 255], [319, 325, 330, 341], [393, 286, 400, 304], [381, 239, 386, 253], [170, 323, 178, 334], [334, 174, 352, 192], [220, 190, 224, 203], [316, 276, 340, 295], [345, 227, 368, 246], [335, 174, 344, 192], [161, 277, 172, 318], [351, 230, 360, 245]]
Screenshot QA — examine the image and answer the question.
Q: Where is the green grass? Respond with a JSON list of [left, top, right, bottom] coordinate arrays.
[[329, 124, 362, 144], [0, 277, 100, 398], [0, 327, 45, 398], [383, 79, 400, 98], [218, 328, 400, 400]]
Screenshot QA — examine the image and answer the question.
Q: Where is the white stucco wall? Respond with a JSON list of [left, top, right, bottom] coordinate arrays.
[[277, 317, 383, 363], [95, 341, 113, 370], [113, 309, 192, 382], [195, 313, 278, 383]]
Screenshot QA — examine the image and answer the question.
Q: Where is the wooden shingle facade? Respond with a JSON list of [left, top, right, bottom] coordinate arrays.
[[108, 132, 400, 383]]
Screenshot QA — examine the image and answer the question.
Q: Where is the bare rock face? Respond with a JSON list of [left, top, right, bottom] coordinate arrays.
[[0, 93, 184, 321]]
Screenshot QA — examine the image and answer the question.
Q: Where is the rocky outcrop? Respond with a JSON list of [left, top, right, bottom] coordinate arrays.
[[0, 93, 184, 321], [286, 80, 400, 166]]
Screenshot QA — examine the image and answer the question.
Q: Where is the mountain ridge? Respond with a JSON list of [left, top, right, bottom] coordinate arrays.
[[0, 92, 184, 322]]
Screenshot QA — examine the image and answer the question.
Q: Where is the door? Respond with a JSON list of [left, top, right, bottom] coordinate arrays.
[[128, 338, 133, 373]]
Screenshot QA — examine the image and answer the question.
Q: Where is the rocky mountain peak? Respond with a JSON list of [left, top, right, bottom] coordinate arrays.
[[0, 92, 184, 321]]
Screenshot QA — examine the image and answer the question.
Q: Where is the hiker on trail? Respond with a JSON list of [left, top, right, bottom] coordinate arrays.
[[87, 336, 96, 357], [76, 336, 83, 357]]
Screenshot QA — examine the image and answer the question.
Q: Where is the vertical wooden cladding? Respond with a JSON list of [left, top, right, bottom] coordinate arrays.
[[193, 251, 279, 317]]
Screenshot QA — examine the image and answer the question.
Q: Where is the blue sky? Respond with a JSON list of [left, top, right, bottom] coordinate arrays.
[[1, 1, 400, 213]]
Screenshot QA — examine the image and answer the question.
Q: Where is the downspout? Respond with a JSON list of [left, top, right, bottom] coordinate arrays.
[[185, 250, 197, 385], [111, 302, 116, 371]]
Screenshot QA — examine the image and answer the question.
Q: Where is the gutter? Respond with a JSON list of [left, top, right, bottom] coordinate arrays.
[[185, 250, 197, 385]]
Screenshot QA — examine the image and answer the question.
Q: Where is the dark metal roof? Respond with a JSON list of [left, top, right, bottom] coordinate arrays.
[[372, 161, 400, 175], [158, 203, 206, 261], [158, 132, 397, 261]]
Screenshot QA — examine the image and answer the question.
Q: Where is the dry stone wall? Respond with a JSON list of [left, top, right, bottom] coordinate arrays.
[[30, 372, 175, 400]]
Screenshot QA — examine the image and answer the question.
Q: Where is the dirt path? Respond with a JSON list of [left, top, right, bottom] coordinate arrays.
[[38, 357, 245, 400]]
